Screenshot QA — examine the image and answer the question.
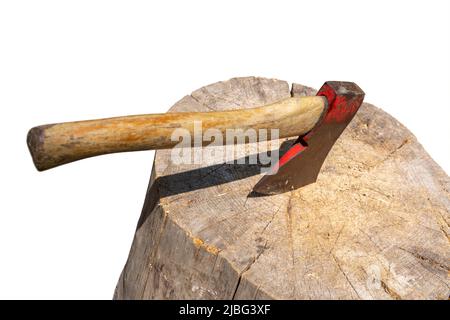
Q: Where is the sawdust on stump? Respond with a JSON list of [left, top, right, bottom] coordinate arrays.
[[114, 77, 450, 300]]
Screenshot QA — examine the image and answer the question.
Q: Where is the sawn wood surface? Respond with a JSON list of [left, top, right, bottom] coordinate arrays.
[[114, 77, 450, 300]]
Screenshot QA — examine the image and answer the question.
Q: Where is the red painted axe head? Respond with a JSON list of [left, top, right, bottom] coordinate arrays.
[[253, 81, 365, 195]]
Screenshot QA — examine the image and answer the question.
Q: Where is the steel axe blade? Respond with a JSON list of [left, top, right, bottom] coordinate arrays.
[[253, 81, 365, 195]]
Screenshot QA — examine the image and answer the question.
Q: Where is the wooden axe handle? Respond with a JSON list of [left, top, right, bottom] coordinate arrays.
[[27, 96, 326, 171]]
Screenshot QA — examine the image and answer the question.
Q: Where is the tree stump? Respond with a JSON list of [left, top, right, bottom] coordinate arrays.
[[114, 77, 449, 300]]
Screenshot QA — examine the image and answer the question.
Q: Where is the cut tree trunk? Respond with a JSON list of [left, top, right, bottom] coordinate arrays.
[[114, 77, 450, 300]]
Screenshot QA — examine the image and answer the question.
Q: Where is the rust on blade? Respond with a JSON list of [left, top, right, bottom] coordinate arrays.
[[253, 81, 365, 195]]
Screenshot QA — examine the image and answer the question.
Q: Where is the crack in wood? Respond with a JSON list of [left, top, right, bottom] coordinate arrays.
[[231, 240, 269, 299], [398, 247, 448, 271], [380, 280, 401, 300], [331, 254, 361, 299]]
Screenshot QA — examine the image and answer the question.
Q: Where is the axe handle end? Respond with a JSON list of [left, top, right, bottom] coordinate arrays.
[[27, 125, 47, 171]]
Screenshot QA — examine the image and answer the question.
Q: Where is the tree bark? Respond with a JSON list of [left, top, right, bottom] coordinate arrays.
[[114, 77, 450, 300]]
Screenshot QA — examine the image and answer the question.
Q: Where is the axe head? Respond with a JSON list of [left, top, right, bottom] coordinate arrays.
[[253, 81, 365, 195]]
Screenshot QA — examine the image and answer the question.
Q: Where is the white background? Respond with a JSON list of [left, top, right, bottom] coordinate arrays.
[[0, 1, 449, 299]]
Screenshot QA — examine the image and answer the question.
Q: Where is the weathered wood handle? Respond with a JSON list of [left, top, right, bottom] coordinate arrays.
[[27, 96, 326, 171]]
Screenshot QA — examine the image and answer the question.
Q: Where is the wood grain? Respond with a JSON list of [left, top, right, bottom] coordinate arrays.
[[113, 77, 450, 300], [27, 96, 325, 171]]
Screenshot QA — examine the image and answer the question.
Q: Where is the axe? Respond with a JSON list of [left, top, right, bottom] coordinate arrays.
[[27, 81, 364, 195]]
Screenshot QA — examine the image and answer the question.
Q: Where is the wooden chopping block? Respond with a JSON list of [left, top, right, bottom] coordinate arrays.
[[113, 77, 450, 300]]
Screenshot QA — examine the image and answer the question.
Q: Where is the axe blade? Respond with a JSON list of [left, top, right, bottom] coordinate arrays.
[[253, 81, 365, 195]]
